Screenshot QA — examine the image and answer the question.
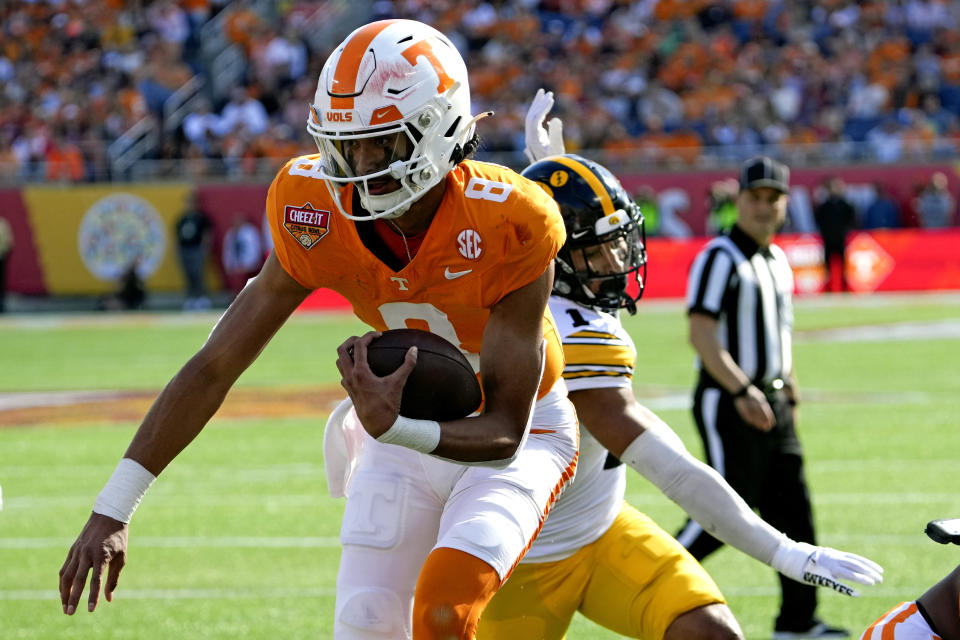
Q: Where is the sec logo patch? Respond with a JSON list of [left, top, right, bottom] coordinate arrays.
[[283, 203, 330, 249], [457, 229, 483, 260]]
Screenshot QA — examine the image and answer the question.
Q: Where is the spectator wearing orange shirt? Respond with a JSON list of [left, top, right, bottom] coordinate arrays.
[[223, 0, 265, 56], [45, 140, 85, 183]]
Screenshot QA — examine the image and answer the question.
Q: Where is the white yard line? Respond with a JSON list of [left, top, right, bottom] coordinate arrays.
[[0, 312, 224, 330], [0, 462, 323, 477], [719, 585, 930, 597], [0, 390, 141, 411], [0, 584, 927, 601], [0, 494, 333, 508], [3, 489, 954, 511], [624, 491, 959, 507], [0, 536, 341, 549], [793, 290, 960, 309], [796, 319, 960, 343], [0, 586, 336, 600], [0, 531, 934, 551], [637, 388, 936, 411], [0, 309, 340, 330]]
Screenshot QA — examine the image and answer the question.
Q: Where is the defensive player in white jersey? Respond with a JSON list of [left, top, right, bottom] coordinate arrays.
[[476, 92, 884, 640]]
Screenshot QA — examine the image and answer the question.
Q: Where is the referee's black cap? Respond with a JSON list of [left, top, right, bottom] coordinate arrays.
[[739, 156, 789, 193]]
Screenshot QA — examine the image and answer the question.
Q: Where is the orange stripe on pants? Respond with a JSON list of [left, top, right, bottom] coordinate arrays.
[[500, 435, 579, 585]]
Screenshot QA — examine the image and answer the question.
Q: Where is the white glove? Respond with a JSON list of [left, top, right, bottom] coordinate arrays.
[[523, 88, 565, 163], [771, 540, 884, 597]]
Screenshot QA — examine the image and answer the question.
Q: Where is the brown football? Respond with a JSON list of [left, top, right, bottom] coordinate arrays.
[[365, 329, 482, 421]]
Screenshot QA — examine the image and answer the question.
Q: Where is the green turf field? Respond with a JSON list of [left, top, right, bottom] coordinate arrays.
[[1, 292, 959, 639]]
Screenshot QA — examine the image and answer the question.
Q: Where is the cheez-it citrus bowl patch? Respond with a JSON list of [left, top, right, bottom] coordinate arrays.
[[284, 203, 330, 249]]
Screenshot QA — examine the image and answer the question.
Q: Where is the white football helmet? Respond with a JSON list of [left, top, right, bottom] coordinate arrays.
[[307, 19, 478, 220]]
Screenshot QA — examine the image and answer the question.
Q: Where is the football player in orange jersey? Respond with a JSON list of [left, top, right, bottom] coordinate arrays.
[[861, 519, 959, 640], [476, 91, 883, 640], [59, 20, 579, 640]]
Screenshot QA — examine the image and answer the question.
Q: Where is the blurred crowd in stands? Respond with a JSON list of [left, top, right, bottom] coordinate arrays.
[[0, 0, 959, 231], [0, 0, 315, 182], [701, 169, 956, 235]]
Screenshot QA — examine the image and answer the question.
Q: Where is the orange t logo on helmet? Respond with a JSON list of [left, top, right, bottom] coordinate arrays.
[[328, 21, 452, 108], [401, 40, 454, 94]]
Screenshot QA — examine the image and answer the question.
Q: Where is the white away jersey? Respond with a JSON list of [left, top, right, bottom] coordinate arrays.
[[524, 296, 637, 562]]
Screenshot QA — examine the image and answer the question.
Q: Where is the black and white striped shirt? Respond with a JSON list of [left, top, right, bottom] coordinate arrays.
[[686, 225, 794, 388]]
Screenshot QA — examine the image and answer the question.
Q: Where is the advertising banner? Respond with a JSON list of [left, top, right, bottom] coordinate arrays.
[[23, 185, 197, 295], [0, 188, 46, 295], [4, 171, 958, 304], [9, 183, 273, 296], [640, 229, 960, 299]]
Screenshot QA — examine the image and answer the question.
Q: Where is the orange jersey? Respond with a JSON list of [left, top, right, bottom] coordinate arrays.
[[267, 156, 566, 397], [860, 601, 941, 640]]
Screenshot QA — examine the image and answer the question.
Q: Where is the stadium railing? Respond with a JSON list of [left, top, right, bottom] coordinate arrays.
[[3, 139, 958, 186]]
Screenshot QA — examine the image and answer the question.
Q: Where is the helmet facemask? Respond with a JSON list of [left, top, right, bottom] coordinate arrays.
[[309, 85, 469, 220], [556, 206, 647, 314]]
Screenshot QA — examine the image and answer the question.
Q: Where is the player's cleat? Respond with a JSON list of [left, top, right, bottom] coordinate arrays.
[[772, 620, 850, 639], [925, 518, 960, 545]]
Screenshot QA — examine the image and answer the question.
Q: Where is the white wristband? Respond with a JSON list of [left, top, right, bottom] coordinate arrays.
[[92, 458, 157, 523], [771, 539, 816, 581], [376, 416, 441, 453]]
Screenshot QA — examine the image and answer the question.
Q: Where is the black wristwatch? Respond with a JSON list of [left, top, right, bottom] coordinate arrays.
[[731, 383, 751, 399]]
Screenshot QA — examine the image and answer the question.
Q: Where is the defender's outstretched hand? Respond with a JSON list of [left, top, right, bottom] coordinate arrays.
[[524, 88, 565, 163], [772, 540, 884, 597], [59, 512, 128, 614]]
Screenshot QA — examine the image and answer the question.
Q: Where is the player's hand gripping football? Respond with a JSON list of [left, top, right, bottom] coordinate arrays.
[[771, 540, 884, 597], [524, 88, 565, 163], [59, 512, 128, 614], [336, 331, 417, 438]]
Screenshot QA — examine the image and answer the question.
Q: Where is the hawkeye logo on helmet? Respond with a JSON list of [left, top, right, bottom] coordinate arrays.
[[325, 111, 353, 122], [283, 203, 330, 250]]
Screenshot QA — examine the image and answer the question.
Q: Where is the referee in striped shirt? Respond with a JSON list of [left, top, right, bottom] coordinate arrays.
[[675, 157, 847, 639]]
